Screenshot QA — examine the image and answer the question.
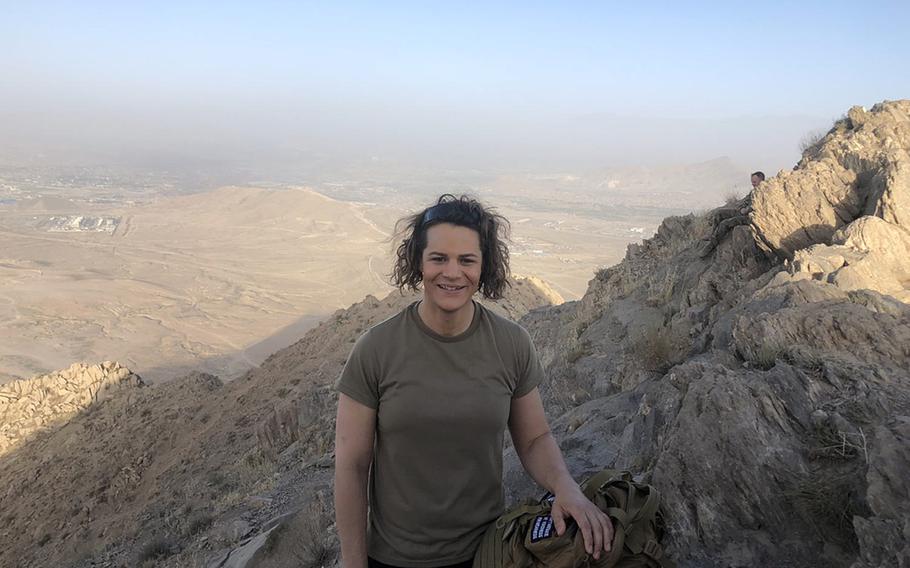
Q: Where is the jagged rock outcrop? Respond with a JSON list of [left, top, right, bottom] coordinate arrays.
[[506, 100, 910, 568], [790, 215, 910, 302], [750, 101, 910, 303], [751, 100, 910, 258], [513, 257, 910, 567], [0, 361, 143, 454]]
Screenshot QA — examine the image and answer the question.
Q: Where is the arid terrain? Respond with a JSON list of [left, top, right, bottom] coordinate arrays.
[[0, 186, 399, 383], [0, 159, 746, 384]]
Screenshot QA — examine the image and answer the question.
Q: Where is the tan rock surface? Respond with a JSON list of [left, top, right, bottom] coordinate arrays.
[[751, 100, 910, 258], [790, 215, 910, 302], [0, 361, 142, 454], [504, 101, 910, 568]]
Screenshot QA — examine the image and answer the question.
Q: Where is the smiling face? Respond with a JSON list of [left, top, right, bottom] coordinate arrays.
[[420, 222, 482, 316]]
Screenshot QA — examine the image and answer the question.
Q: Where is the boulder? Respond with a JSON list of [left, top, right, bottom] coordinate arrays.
[[790, 216, 910, 302]]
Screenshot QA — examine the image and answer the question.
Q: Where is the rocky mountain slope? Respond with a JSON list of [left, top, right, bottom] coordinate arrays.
[[1, 100, 908, 568], [0, 278, 560, 568], [508, 100, 910, 568]]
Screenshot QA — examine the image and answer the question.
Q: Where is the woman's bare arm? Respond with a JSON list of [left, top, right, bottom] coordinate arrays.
[[508, 387, 613, 560], [334, 394, 377, 568]]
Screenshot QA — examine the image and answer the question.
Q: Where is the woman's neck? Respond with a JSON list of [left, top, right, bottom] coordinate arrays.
[[417, 299, 475, 337]]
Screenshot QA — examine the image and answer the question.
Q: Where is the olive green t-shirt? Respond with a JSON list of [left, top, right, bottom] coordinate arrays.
[[337, 301, 544, 567]]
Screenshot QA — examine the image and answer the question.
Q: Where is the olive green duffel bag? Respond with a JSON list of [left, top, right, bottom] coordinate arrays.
[[473, 470, 673, 568]]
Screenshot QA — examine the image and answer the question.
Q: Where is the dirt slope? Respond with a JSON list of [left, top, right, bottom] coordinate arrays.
[[0, 278, 559, 568]]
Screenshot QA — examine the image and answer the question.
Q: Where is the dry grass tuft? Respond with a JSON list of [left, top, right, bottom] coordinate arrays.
[[809, 423, 868, 463], [752, 343, 783, 371], [785, 470, 864, 548], [256, 503, 338, 568], [541, 367, 593, 415], [738, 337, 786, 371], [566, 341, 592, 364], [224, 449, 278, 501], [799, 128, 828, 155], [137, 535, 177, 564], [629, 322, 684, 374], [646, 266, 680, 309], [186, 512, 214, 536], [782, 346, 826, 376]]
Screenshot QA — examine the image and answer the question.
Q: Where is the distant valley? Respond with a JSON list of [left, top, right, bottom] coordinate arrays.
[[0, 186, 395, 383], [0, 159, 747, 384]]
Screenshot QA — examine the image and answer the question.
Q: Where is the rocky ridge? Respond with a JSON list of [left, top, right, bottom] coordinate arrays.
[[505, 100, 910, 568], [0, 361, 143, 455]]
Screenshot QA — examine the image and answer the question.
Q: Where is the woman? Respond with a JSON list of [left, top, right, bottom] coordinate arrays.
[[335, 194, 612, 568]]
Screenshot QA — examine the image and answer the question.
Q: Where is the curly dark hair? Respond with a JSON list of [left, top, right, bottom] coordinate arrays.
[[391, 194, 511, 299]]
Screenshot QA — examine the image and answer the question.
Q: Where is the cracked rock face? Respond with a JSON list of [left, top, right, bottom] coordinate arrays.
[[0, 361, 143, 454], [510, 100, 910, 568], [751, 100, 910, 259], [790, 215, 910, 302]]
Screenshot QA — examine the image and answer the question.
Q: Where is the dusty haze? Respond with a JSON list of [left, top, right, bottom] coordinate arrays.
[[2, 2, 907, 383]]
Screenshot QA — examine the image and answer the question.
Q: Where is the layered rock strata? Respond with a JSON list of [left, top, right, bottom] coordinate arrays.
[[0, 361, 143, 454]]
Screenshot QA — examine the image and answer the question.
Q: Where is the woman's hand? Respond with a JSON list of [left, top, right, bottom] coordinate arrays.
[[551, 482, 614, 560]]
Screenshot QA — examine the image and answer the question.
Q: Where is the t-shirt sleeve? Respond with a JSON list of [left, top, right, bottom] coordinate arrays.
[[336, 331, 380, 409], [513, 326, 545, 398]]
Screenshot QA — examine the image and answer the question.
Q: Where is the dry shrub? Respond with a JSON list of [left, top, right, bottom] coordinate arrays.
[[298, 386, 337, 459], [782, 346, 825, 376], [235, 449, 277, 494], [186, 512, 213, 536], [665, 211, 715, 255], [809, 423, 868, 462], [137, 536, 177, 564], [566, 341, 591, 364], [786, 470, 865, 548], [630, 322, 684, 374], [822, 396, 875, 426], [255, 503, 337, 568], [541, 368, 592, 415], [799, 128, 828, 155], [646, 265, 680, 309], [752, 343, 783, 371], [738, 337, 786, 371], [205, 450, 277, 509]]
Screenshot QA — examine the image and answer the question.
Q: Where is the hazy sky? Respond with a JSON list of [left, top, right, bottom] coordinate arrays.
[[3, 1, 908, 173]]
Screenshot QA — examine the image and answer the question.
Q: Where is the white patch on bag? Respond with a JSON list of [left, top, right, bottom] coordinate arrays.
[[530, 514, 555, 542]]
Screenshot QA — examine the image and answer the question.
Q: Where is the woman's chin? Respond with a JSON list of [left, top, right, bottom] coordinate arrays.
[[426, 293, 472, 313]]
